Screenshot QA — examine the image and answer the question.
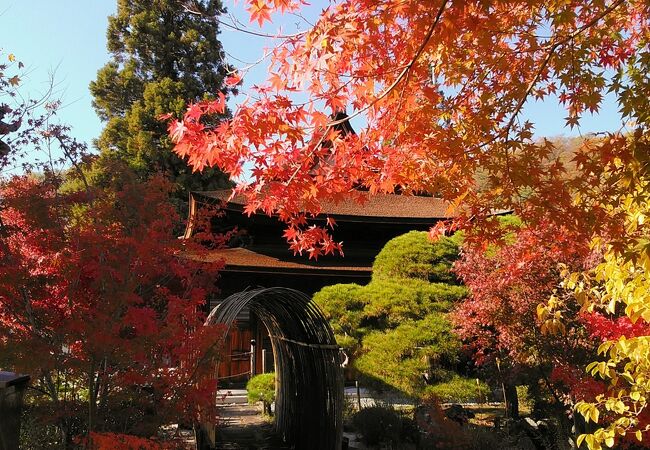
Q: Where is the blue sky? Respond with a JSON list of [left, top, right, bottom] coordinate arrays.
[[1, 1, 114, 146], [1, 1, 625, 155]]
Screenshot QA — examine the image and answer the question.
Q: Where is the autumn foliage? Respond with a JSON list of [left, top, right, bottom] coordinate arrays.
[[454, 220, 588, 365], [1, 53, 226, 445], [453, 219, 603, 417], [167, 1, 650, 447], [169, 1, 647, 254], [0, 166, 225, 446]]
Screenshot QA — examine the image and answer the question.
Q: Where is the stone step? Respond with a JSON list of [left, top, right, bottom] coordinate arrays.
[[217, 389, 249, 405]]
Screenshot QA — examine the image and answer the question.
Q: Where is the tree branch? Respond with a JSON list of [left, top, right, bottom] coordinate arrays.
[[481, 0, 626, 152]]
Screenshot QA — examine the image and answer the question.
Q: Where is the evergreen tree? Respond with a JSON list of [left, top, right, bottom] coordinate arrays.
[[90, 0, 232, 197], [314, 231, 474, 398]]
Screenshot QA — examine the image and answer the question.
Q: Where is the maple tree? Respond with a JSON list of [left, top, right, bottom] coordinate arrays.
[[0, 169, 225, 448], [168, 1, 650, 447], [539, 149, 650, 449], [453, 219, 601, 425], [0, 51, 64, 175], [169, 0, 646, 252], [0, 54, 225, 449]]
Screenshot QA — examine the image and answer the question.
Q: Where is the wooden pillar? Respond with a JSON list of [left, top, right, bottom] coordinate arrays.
[[250, 339, 257, 378]]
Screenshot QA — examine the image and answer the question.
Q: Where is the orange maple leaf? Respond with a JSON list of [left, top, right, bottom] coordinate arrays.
[[247, 1, 272, 27]]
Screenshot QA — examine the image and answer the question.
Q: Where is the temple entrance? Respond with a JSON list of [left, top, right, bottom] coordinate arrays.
[[199, 287, 344, 450]]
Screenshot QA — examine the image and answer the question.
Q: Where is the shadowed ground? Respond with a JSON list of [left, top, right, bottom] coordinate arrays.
[[215, 404, 290, 450]]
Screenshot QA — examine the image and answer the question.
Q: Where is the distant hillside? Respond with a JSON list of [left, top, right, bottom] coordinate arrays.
[[473, 135, 590, 192]]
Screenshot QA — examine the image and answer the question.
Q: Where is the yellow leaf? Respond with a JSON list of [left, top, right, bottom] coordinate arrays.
[[8, 53, 15, 62], [590, 406, 600, 423], [613, 401, 626, 414], [586, 434, 597, 449]]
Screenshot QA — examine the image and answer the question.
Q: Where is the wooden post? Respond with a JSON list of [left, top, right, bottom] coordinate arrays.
[[355, 380, 362, 411], [0, 371, 30, 450], [261, 349, 267, 374], [496, 358, 510, 418], [250, 339, 257, 378]]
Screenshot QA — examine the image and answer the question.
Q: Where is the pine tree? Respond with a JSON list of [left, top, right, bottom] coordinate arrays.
[[314, 231, 469, 397], [90, 0, 232, 197]]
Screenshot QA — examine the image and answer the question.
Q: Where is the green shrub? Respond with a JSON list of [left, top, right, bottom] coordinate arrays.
[[247, 373, 275, 415], [372, 231, 462, 283], [424, 376, 490, 403], [352, 406, 401, 445], [314, 279, 467, 357], [355, 314, 460, 396], [360, 279, 467, 327], [314, 283, 367, 352]]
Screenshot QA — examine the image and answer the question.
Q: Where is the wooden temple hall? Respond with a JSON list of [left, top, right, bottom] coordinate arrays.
[[183, 189, 457, 384]]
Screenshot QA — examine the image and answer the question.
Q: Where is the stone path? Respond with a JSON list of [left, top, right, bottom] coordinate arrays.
[[214, 403, 290, 450]]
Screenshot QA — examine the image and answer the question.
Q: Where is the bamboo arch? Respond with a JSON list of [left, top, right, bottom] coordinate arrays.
[[203, 287, 344, 450]]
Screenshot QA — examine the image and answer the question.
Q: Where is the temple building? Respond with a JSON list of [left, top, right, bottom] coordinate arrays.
[[184, 189, 458, 383]]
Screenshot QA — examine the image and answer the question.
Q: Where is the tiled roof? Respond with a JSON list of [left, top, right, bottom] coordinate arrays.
[[194, 190, 456, 222], [193, 247, 372, 275]]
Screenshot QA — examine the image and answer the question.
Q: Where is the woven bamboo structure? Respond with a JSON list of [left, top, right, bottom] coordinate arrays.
[[205, 287, 344, 450]]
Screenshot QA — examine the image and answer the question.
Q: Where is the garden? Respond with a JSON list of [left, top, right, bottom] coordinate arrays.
[[1, 0, 650, 449]]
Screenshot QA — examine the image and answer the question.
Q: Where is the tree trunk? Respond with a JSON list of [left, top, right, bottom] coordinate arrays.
[[59, 426, 67, 450], [87, 358, 97, 441], [504, 383, 519, 419]]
